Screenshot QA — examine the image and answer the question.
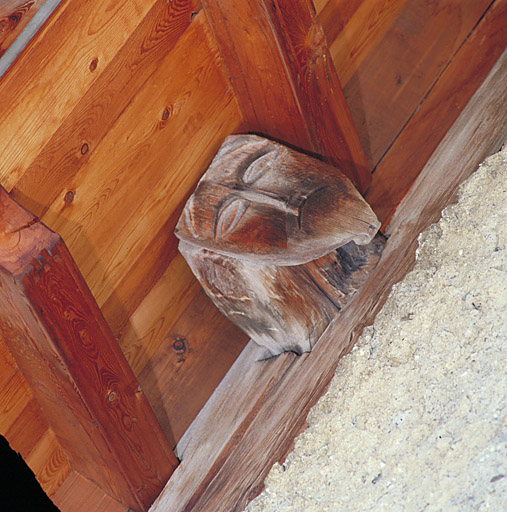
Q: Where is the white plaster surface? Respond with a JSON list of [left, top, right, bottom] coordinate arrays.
[[245, 145, 507, 512]]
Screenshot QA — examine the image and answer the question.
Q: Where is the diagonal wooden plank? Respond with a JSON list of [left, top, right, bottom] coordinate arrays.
[[365, 0, 507, 224]]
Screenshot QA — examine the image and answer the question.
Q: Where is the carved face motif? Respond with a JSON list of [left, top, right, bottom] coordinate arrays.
[[175, 135, 379, 265]]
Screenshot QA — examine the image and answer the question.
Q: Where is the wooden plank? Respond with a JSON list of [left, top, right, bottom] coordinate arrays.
[[201, 0, 371, 192], [316, 0, 364, 42], [5, 398, 48, 459], [25, 429, 71, 498], [0, 188, 178, 511], [151, 46, 507, 512], [101, 208, 186, 339], [11, 0, 200, 218], [0, 0, 158, 191], [53, 471, 128, 512], [0, 338, 17, 389], [40, 14, 242, 327], [366, 0, 507, 224], [0, 0, 62, 79], [0, 371, 32, 433], [343, 0, 496, 170], [327, 0, 408, 86], [119, 254, 200, 377], [139, 289, 249, 446], [0, 0, 46, 58]]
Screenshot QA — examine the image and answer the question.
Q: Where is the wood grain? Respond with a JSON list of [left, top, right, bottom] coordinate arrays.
[[366, 0, 507, 224], [0, 0, 45, 58], [25, 429, 71, 498], [0, 371, 32, 434], [151, 45, 507, 512], [0, 0, 157, 191], [202, 0, 371, 192], [118, 254, 200, 377], [139, 289, 249, 446], [40, 13, 242, 330], [328, 0, 408, 86], [5, 398, 48, 459], [0, 336, 17, 390], [343, 0, 495, 170], [11, 0, 200, 217], [316, 0, 364, 43], [101, 207, 186, 340], [0, 189, 178, 510], [53, 471, 128, 512]]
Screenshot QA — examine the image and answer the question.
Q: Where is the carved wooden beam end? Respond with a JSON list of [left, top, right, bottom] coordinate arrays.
[[175, 135, 385, 356]]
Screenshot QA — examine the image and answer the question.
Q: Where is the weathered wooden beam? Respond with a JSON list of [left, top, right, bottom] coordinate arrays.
[[176, 135, 382, 355], [201, 0, 371, 193], [0, 187, 178, 511], [151, 45, 507, 512]]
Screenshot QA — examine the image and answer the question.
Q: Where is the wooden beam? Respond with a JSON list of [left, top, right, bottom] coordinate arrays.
[[201, 0, 371, 193], [151, 47, 507, 512], [0, 187, 178, 511]]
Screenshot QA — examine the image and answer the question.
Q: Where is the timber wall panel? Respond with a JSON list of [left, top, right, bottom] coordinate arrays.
[[323, 0, 409, 88], [25, 429, 72, 498], [318, 0, 496, 170], [39, 12, 243, 354], [0, 0, 162, 190], [0, 338, 70, 499], [0, 1, 247, 507], [366, 0, 507, 223], [53, 471, 128, 512], [11, 0, 201, 218]]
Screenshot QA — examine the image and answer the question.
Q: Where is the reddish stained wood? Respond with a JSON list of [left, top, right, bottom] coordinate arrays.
[[327, 0, 409, 87], [4, 398, 48, 459], [0, 338, 17, 390], [366, 0, 507, 224], [53, 471, 129, 512], [316, 0, 364, 44], [265, 0, 371, 192], [201, 0, 371, 193], [0, 187, 178, 511], [0, 371, 32, 433]]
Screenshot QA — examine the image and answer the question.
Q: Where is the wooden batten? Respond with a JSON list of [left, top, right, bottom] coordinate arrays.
[[0, 187, 178, 511], [201, 0, 371, 193]]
